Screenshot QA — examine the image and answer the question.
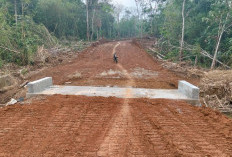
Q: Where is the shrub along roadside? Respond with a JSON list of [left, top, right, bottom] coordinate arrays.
[[0, 17, 57, 66]]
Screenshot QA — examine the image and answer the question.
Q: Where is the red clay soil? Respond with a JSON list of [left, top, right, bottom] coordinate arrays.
[[1, 41, 232, 156], [29, 41, 198, 88], [0, 95, 232, 156]]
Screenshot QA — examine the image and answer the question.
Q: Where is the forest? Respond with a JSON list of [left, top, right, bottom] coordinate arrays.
[[0, 0, 231, 69]]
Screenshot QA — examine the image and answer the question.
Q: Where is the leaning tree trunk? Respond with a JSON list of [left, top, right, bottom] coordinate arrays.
[[179, 0, 186, 61], [86, 0, 90, 41], [211, 29, 224, 69], [211, 13, 229, 69]]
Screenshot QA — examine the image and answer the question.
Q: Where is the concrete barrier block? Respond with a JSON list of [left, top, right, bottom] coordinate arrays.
[[27, 77, 53, 93], [178, 80, 199, 100]]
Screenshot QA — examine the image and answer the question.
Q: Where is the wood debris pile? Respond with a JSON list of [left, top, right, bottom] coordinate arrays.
[[91, 38, 109, 47], [161, 61, 206, 79], [35, 41, 91, 66], [200, 70, 232, 113]]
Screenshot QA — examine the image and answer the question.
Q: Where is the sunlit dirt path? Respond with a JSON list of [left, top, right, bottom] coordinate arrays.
[[0, 41, 232, 156], [97, 42, 140, 156]]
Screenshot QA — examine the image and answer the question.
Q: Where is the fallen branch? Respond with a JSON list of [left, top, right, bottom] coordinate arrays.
[[203, 98, 208, 107], [0, 45, 19, 53], [156, 40, 231, 69], [183, 42, 231, 69], [200, 49, 230, 69], [214, 94, 224, 108], [19, 81, 29, 88], [149, 48, 166, 59]]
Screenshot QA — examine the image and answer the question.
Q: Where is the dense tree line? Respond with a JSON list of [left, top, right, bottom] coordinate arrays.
[[136, 0, 232, 68], [0, 0, 129, 66], [0, 0, 231, 69]]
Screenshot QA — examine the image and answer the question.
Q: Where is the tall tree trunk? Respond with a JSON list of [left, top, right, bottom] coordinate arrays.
[[211, 32, 223, 69], [117, 13, 120, 38], [141, 15, 143, 38], [150, 11, 153, 34], [109, 27, 111, 38], [211, 28, 224, 69], [100, 20, 102, 38], [14, 0, 17, 25], [91, 7, 96, 41], [179, 0, 186, 61], [97, 28, 99, 39], [135, 0, 142, 38], [211, 13, 229, 69], [21, 1, 25, 38], [86, 0, 90, 41], [194, 55, 198, 67]]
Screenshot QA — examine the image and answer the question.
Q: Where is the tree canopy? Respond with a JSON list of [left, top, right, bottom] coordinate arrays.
[[0, 0, 231, 68]]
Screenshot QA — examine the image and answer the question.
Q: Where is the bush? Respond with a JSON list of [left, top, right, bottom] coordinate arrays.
[[0, 15, 57, 66], [0, 58, 3, 68]]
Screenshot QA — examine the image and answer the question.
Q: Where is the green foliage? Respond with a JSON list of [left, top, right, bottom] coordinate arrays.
[[0, 1, 57, 66], [21, 68, 28, 75], [34, 0, 86, 39], [142, 0, 232, 68], [118, 16, 139, 38], [161, 1, 182, 43], [1, 0, 231, 68], [0, 58, 3, 68], [0, 0, 119, 66]]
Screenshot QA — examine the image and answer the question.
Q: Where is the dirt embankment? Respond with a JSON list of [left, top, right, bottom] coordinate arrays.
[[0, 42, 92, 104], [136, 38, 232, 113]]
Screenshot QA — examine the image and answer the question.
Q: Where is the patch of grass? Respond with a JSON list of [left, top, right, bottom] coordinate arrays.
[[224, 113, 232, 119], [21, 68, 28, 75]]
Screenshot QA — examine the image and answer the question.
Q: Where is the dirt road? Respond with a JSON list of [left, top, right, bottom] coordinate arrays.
[[0, 41, 232, 156], [29, 41, 198, 88]]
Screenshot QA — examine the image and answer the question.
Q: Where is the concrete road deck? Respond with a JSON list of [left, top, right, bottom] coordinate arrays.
[[27, 85, 199, 103]]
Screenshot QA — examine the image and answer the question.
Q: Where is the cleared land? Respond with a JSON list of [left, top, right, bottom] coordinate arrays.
[[0, 41, 231, 156]]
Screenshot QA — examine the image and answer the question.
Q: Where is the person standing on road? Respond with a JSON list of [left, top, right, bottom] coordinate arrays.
[[113, 53, 118, 64]]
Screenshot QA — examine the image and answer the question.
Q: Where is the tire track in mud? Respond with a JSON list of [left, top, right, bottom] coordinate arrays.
[[97, 43, 146, 156], [96, 43, 232, 156], [130, 100, 232, 156]]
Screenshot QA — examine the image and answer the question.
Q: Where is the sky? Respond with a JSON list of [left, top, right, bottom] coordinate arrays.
[[112, 0, 136, 8]]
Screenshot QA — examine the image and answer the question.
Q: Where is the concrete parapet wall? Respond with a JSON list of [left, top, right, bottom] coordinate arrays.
[[178, 80, 199, 100], [27, 77, 53, 94]]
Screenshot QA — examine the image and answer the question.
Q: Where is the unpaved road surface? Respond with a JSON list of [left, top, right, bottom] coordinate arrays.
[[0, 41, 232, 156], [29, 41, 198, 88]]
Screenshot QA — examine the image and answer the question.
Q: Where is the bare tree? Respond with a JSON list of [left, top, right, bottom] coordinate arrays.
[[179, 0, 186, 61], [211, 1, 232, 69], [20, 0, 31, 38], [86, 0, 90, 41], [91, 3, 96, 41], [211, 14, 228, 69], [114, 4, 124, 38], [135, 0, 143, 38], [148, 0, 153, 34], [14, 0, 17, 25]]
